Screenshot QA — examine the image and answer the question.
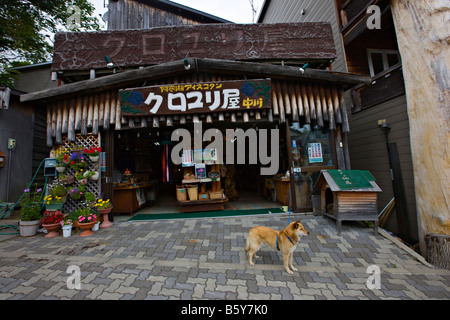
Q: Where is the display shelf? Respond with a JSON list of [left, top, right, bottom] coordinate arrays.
[[182, 177, 220, 184]]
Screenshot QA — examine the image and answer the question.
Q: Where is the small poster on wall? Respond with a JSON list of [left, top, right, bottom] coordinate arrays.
[[308, 143, 323, 163], [195, 163, 207, 179], [182, 150, 194, 167]]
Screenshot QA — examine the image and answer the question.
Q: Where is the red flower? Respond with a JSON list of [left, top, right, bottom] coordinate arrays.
[[71, 161, 75, 165]]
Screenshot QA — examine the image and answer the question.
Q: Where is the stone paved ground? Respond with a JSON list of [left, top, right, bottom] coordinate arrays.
[[0, 213, 449, 300]]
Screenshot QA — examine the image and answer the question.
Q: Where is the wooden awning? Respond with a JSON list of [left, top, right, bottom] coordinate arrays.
[[20, 59, 370, 146]]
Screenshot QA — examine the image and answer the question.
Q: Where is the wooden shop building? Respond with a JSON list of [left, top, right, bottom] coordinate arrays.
[[20, 22, 369, 218]]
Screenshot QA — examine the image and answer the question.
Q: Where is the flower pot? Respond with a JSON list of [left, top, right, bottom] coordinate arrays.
[[55, 166, 66, 173], [77, 178, 87, 185], [99, 207, 114, 229], [60, 175, 75, 185], [78, 221, 96, 237], [19, 220, 40, 237], [92, 221, 100, 232], [90, 172, 99, 180], [89, 155, 99, 162], [42, 223, 61, 238], [45, 203, 64, 211], [62, 224, 72, 237]]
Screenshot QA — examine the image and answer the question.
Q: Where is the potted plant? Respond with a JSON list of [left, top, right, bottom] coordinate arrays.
[[68, 185, 85, 201], [41, 210, 64, 238], [84, 192, 96, 207], [58, 173, 75, 185], [95, 198, 114, 229], [84, 170, 99, 181], [19, 185, 44, 237], [75, 207, 97, 237], [43, 195, 64, 211], [84, 146, 101, 162], [75, 171, 87, 184], [61, 217, 73, 238], [69, 153, 88, 171], [49, 181, 68, 202]]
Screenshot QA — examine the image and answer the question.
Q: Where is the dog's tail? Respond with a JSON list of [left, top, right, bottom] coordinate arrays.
[[245, 236, 250, 253]]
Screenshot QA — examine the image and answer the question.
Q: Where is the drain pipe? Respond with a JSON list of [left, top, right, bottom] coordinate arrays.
[[6, 148, 12, 202]]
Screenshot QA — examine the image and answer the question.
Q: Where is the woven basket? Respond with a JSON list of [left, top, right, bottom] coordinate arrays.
[[187, 185, 198, 201], [176, 186, 187, 201], [198, 192, 209, 200], [209, 190, 222, 200]]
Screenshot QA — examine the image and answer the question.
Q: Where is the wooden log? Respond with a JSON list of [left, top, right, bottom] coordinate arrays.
[[339, 89, 350, 133], [74, 96, 82, 131], [271, 85, 279, 115], [307, 84, 316, 120], [180, 115, 186, 124], [92, 94, 99, 135], [300, 84, 310, 123], [319, 85, 328, 122], [51, 103, 57, 138], [110, 92, 116, 125], [294, 83, 304, 117], [152, 116, 159, 128], [61, 99, 68, 134], [314, 84, 324, 127], [103, 91, 110, 130], [81, 95, 89, 136], [98, 92, 104, 128], [331, 86, 342, 124], [243, 112, 249, 123], [46, 105, 53, 147], [325, 86, 336, 130], [141, 117, 147, 127], [115, 92, 122, 130], [275, 81, 285, 122], [391, 0, 450, 253], [87, 95, 94, 128], [56, 101, 63, 145], [68, 99, 76, 141], [282, 82, 291, 115], [167, 115, 173, 126], [289, 83, 299, 122]]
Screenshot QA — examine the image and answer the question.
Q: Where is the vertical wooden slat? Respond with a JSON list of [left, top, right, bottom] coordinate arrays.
[[307, 84, 316, 120], [319, 85, 329, 122], [115, 92, 122, 130], [110, 92, 116, 126], [87, 95, 94, 128], [325, 86, 336, 130], [300, 84, 310, 123], [68, 98, 76, 141], [104, 91, 110, 130], [62, 99, 68, 134], [93, 94, 99, 135], [98, 91, 105, 128], [314, 84, 324, 127], [289, 83, 299, 122], [275, 81, 285, 122], [56, 101, 63, 145], [51, 103, 57, 138], [295, 83, 304, 117], [332, 86, 342, 124], [46, 105, 53, 147], [81, 95, 89, 136], [339, 89, 350, 133], [282, 82, 291, 115], [75, 96, 82, 131], [272, 85, 279, 115]]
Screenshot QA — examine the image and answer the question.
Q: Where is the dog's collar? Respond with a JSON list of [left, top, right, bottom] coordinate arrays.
[[276, 232, 296, 251]]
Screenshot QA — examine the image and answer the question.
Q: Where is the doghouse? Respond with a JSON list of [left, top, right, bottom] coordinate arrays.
[[315, 170, 382, 235]]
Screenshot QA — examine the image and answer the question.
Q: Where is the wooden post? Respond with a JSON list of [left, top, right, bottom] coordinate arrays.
[[390, 0, 450, 255]]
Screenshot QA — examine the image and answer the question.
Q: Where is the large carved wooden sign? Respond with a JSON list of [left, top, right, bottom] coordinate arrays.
[[119, 79, 271, 116], [52, 23, 336, 71]]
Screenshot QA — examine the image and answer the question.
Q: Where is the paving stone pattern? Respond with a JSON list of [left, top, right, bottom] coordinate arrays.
[[0, 213, 449, 300]]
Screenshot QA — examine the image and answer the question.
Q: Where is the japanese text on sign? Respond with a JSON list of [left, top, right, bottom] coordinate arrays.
[[119, 79, 271, 116]]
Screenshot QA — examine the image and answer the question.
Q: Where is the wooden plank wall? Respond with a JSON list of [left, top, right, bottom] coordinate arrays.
[[107, 0, 200, 30], [346, 95, 417, 241]]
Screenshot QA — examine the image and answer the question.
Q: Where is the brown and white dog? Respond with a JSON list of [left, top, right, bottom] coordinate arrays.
[[245, 219, 309, 274]]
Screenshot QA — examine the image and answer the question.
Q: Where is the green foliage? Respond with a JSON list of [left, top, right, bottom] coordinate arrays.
[[0, 0, 101, 86]]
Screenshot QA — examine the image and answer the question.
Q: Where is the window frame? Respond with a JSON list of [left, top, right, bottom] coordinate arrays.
[[367, 49, 401, 77]]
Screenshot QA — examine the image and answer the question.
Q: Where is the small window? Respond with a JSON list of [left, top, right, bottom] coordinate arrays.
[[367, 49, 401, 77]]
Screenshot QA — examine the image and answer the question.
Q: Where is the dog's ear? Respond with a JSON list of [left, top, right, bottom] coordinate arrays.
[[293, 220, 300, 229]]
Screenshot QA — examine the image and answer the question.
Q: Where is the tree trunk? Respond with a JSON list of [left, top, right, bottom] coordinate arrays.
[[390, 0, 450, 256]]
